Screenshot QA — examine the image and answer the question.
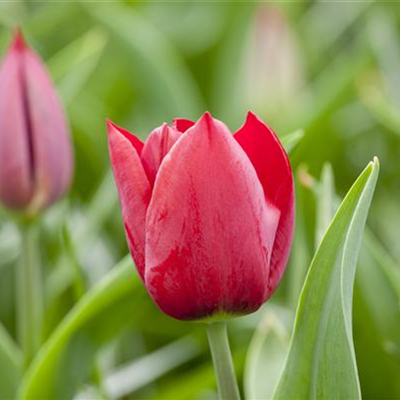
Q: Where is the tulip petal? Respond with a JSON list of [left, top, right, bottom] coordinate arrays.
[[21, 35, 73, 211], [107, 121, 151, 279], [107, 119, 144, 155], [235, 111, 294, 298], [145, 112, 279, 320], [172, 118, 195, 133], [141, 123, 181, 186], [0, 33, 34, 208]]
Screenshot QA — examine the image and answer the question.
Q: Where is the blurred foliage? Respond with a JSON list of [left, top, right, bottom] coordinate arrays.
[[1, 1, 400, 399]]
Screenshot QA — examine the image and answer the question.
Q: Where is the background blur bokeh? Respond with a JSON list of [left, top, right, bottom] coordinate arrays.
[[1, 1, 400, 399]]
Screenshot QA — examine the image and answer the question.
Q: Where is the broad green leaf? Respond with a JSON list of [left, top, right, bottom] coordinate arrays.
[[244, 306, 292, 400], [273, 158, 379, 400], [19, 255, 137, 399], [313, 164, 400, 345], [312, 165, 400, 323], [305, 162, 400, 399], [313, 163, 400, 341], [0, 323, 22, 399]]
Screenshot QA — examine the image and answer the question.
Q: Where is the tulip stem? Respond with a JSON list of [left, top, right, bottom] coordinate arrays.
[[16, 221, 42, 368], [207, 322, 241, 400]]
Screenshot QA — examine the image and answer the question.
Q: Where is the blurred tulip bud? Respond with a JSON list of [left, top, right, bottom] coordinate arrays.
[[0, 30, 73, 216], [108, 112, 294, 321], [244, 6, 304, 116]]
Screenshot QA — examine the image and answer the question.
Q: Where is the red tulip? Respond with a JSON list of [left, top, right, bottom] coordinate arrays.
[[108, 112, 294, 320], [0, 30, 73, 215]]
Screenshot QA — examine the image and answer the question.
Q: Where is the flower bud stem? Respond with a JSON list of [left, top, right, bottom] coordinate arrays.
[[207, 322, 241, 400], [16, 221, 42, 368]]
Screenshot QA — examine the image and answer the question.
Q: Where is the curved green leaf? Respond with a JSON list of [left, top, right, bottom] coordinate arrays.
[[19, 255, 137, 399], [304, 162, 400, 399], [273, 158, 379, 400], [244, 306, 292, 400], [0, 323, 22, 399]]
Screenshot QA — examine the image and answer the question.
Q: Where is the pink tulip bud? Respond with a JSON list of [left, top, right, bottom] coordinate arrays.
[[0, 30, 73, 215], [108, 112, 294, 321], [244, 6, 303, 116]]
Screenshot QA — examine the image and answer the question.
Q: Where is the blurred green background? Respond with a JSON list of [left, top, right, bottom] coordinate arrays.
[[1, 1, 400, 399]]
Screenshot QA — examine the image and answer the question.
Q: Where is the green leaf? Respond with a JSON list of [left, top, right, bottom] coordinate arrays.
[[244, 306, 292, 400], [48, 28, 108, 105], [281, 129, 304, 154], [301, 162, 400, 399], [0, 323, 22, 399], [19, 255, 138, 399], [0, 223, 19, 269], [46, 171, 119, 304], [359, 84, 400, 138], [212, 4, 256, 126], [314, 164, 337, 247], [286, 169, 314, 309], [363, 230, 400, 301], [273, 158, 379, 400], [85, 2, 204, 120], [104, 336, 200, 398], [354, 230, 400, 399]]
